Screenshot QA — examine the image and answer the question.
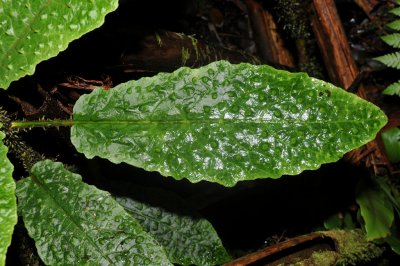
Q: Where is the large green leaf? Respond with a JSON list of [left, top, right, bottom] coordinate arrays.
[[0, 130, 16, 266], [0, 0, 118, 89], [115, 196, 231, 266], [356, 178, 394, 241], [71, 61, 387, 186], [16, 160, 171, 265]]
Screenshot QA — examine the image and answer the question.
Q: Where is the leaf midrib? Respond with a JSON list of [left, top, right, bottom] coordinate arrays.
[[73, 118, 381, 125], [29, 173, 114, 264]]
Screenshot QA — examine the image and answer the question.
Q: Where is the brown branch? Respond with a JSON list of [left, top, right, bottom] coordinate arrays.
[[311, 0, 359, 90], [354, 0, 379, 17], [244, 0, 295, 67], [311, 0, 389, 174], [223, 232, 327, 266]]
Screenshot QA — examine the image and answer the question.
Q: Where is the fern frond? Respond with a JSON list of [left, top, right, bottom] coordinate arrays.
[[375, 52, 400, 69], [383, 80, 400, 96], [388, 20, 400, 31], [391, 7, 400, 17], [381, 33, 400, 48]]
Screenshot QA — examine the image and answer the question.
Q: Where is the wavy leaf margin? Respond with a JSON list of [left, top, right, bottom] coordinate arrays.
[[16, 160, 171, 265], [0, 0, 118, 89], [71, 60, 387, 186], [0, 130, 16, 266]]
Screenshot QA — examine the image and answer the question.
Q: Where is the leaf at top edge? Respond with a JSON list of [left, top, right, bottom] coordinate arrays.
[[115, 196, 231, 266], [71, 60, 387, 186], [16, 160, 172, 266], [356, 178, 394, 241], [0, 0, 118, 89], [0, 131, 16, 266]]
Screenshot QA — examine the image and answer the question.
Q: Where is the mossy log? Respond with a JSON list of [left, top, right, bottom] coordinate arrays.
[[223, 230, 383, 266]]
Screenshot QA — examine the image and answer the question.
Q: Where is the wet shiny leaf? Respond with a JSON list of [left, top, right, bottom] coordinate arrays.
[[0, 130, 16, 266], [0, 0, 118, 89], [72, 61, 387, 186], [115, 196, 231, 266], [16, 160, 171, 265]]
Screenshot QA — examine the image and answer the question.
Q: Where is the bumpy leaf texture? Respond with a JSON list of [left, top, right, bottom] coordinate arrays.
[[72, 61, 387, 186], [115, 196, 231, 266], [0, 130, 16, 266], [0, 0, 118, 89], [16, 160, 171, 265]]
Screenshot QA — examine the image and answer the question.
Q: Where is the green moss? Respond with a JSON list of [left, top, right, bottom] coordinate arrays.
[[273, 0, 311, 39], [188, 35, 200, 60], [311, 251, 339, 266], [181, 47, 190, 65], [155, 33, 163, 47], [323, 230, 383, 266]]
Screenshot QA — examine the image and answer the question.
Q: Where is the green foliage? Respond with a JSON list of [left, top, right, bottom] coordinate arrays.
[[382, 33, 400, 48], [391, 7, 400, 17], [71, 60, 387, 186], [388, 20, 400, 31], [375, 52, 400, 69], [0, 130, 17, 266], [383, 81, 400, 96], [115, 196, 231, 266], [0, 0, 118, 89], [16, 160, 172, 265], [387, 235, 400, 255], [356, 176, 400, 254], [356, 177, 394, 241], [375, 2, 400, 94], [324, 212, 355, 231], [381, 127, 400, 163], [375, 176, 400, 255]]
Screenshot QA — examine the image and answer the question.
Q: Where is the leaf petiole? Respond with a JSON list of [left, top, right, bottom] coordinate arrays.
[[11, 119, 74, 129]]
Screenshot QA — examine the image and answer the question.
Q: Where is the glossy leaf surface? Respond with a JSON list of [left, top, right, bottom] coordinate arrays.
[[16, 160, 171, 265], [0, 0, 118, 89], [0, 130, 16, 266], [72, 61, 387, 186], [115, 196, 231, 266], [356, 178, 394, 241]]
